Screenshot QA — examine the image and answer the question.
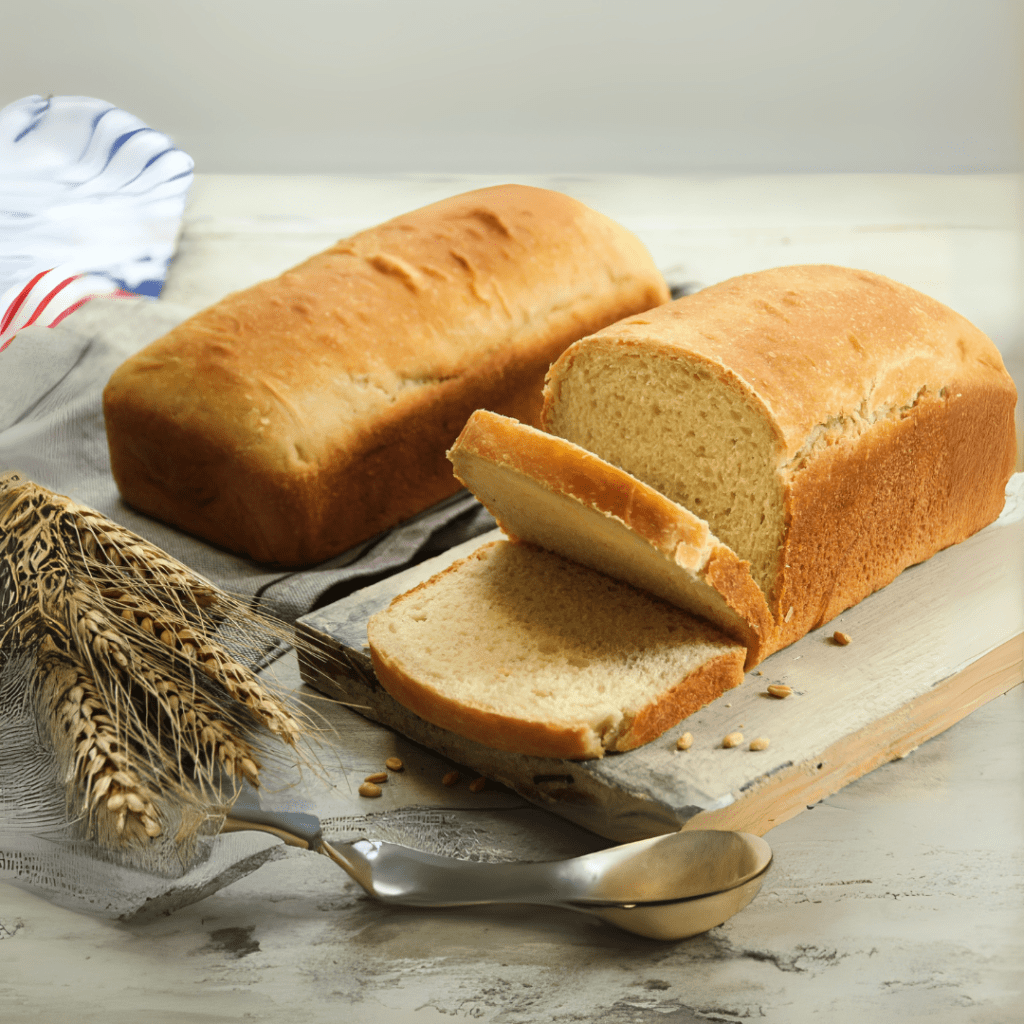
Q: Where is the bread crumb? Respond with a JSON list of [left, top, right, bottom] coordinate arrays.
[[722, 732, 744, 748], [676, 732, 694, 751], [469, 777, 487, 793], [784, 606, 794, 623], [364, 772, 388, 784], [749, 737, 770, 751], [358, 782, 382, 798], [832, 630, 852, 646], [385, 757, 404, 771], [442, 770, 461, 787], [766, 684, 792, 699]]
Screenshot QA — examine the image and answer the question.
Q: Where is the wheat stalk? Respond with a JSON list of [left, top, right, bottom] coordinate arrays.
[[0, 471, 314, 853]]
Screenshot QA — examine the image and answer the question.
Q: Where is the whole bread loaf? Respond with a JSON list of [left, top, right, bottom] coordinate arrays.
[[366, 540, 745, 759], [448, 409, 773, 667], [102, 185, 669, 566], [541, 264, 1018, 654]]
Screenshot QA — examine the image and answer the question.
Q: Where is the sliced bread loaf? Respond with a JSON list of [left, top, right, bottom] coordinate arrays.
[[542, 264, 1018, 653], [447, 409, 773, 667], [366, 540, 745, 760]]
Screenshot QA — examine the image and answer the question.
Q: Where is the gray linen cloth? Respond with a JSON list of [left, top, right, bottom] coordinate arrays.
[[0, 295, 496, 621], [0, 294, 498, 917]]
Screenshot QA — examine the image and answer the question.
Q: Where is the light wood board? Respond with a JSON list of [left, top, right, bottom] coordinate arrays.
[[298, 474, 1024, 843]]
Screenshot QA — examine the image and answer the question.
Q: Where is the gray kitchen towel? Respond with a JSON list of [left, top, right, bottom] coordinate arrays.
[[0, 295, 496, 623]]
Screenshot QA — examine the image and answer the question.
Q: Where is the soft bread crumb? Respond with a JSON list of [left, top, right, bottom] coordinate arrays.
[[368, 541, 745, 759]]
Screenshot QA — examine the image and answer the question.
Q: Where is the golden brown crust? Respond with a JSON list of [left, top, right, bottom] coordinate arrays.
[[103, 185, 670, 566], [448, 410, 774, 666], [769, 385, 1017, 652], [607, 648, 744, 752]]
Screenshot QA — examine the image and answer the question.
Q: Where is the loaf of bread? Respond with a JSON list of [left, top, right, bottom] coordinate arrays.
[[102, 185, 669, 566], [542, 264, 1018, 654], [448, 409, 773, 667], [366, 540, 745, 759]]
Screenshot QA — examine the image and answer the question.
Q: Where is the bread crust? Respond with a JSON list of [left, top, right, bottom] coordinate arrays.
[[541, 265, 1018, 654], [607, 647, 744, 752], [102, 185, 670, 566], [448, 409, 773, 666], [771, 384, 1016, 650]]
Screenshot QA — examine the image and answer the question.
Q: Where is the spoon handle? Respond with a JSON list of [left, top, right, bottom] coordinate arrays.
[[340, 839, 578, 907], [221, 802, 577, 906]]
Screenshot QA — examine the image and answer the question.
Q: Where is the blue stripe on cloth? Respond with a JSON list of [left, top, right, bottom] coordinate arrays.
[[101, 127, 154, 173], [12, 97, 52, 143]]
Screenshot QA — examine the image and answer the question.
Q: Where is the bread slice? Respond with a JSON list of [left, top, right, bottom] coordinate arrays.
[[447, 410, 773, 667], [366, 541, 745, 760], [542, 264, 1018, 653]]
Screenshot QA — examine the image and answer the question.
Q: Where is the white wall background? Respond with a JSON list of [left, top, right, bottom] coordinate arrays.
[[1, 0, 1020, 174]]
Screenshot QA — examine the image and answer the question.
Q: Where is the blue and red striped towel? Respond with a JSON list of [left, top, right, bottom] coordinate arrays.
[[0, 95, 193, 352]]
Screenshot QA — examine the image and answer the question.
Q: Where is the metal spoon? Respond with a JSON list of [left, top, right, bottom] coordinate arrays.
[[221, 795, 772, 940]]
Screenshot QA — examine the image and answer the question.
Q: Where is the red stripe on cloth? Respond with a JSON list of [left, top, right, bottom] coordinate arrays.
[[0, 269, 50, 335], [47, 295, 96, 328], [20, 274, 82, 329]]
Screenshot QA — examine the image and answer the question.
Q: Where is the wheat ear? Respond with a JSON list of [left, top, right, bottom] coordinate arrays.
[[1, 472, 315, 852]]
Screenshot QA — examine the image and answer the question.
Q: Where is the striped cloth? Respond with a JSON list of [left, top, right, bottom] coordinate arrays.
[[0, 95, 193, 352]]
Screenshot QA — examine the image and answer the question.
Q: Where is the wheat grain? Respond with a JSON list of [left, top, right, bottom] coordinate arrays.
[[675, 732, 694, 751]]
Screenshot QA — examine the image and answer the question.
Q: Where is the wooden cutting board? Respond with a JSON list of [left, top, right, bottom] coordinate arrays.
[[298, 475, 1024, 843]]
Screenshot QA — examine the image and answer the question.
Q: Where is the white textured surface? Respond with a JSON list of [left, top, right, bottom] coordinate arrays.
[[1, 173, 1021, 1023]]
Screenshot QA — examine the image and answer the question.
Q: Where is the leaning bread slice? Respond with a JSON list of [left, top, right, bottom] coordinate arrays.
[[366, 540, 745, 760], [448, 410, 773, 667]]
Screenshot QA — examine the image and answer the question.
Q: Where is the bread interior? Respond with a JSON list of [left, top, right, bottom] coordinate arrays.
[[545, 346, 785, 600]]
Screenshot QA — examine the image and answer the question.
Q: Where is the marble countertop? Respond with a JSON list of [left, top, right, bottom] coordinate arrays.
[[1, 173, 1021, 1024]]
